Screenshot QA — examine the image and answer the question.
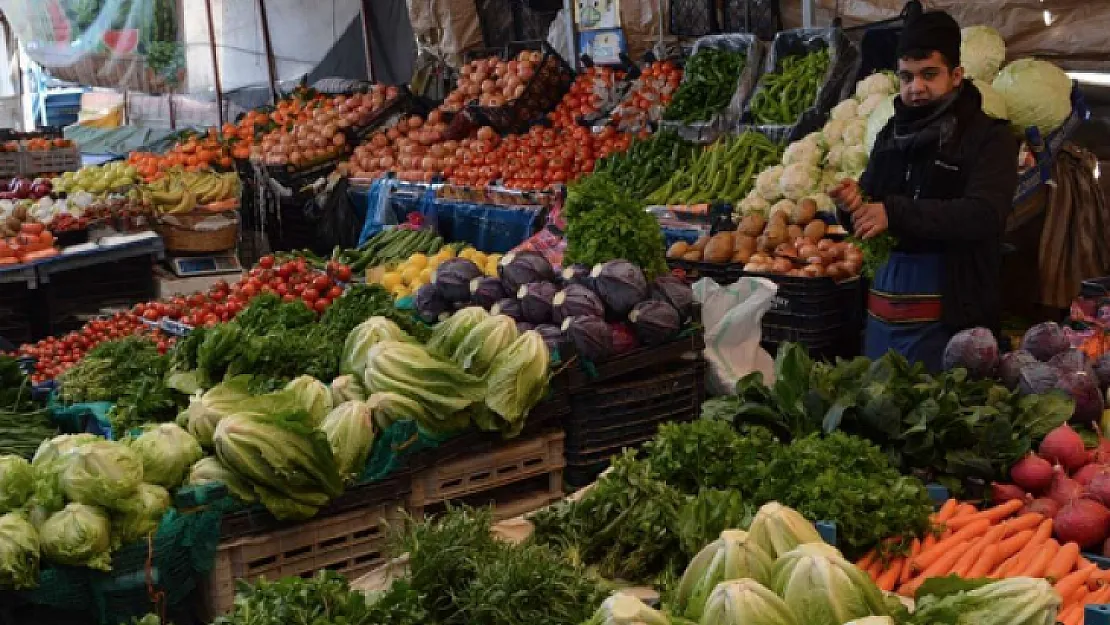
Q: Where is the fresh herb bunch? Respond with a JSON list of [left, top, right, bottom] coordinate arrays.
[[0, 407, 57, 458], [563, 173, 669, 279], [664, 48, 747, 123], [848, 232, 899, 278]]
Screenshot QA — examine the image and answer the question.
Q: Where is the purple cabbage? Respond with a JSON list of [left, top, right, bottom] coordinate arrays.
[[590, 260, 648, 318], [1094, 353, 1110, 391], [552, 284, 605, 325], [999, 350, 1039, 390], [516, 321, 536, 333], [517, 282, 558, 324], [1057, 370, 1105, 423], [1049, 350, 1094, 377], [533, 324, 567, 353], [651, 275, 695, 321], [414, 284, 449, 324], [609, 322, 640, 355], [433, 258, 483, 302], [561, 315, 614, 362], [491, 297, 524, 321], [1018, 362, 1062, 396], [628, 300, 682, 346], [1021, 322, 1070, 362], [469, 276, 508, 309], [942, 327, 1000, 378], [560, 263, 594, 289], [498, 252, 555, 293]]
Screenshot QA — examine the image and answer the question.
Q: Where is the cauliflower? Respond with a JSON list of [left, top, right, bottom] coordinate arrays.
[[842, 119, 867, 147], [865, 95, 896, 152], [769, 199, 796, 224], [737, 192, 771, 217], [779, 163, 819, 201], [782, 140, 824, 168], [973, 79, 1009, 120], [856, 93, 889, 119], [806, 193, 836, 214], [820, 167, 841, 192], [824, 144, 846, 169], [854, 72, 898, 99], [830, 99, 860, 121], [835, 170, 861, 183], [821, 119, 847, 148], [840, 145, 870, 176], [755, 165, 785, 201], [961, 26, 1007, 82]]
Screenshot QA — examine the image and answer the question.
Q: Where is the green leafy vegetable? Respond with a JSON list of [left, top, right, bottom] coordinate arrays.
[[563, 173, 668, 279], [0, 511, 39, 589]]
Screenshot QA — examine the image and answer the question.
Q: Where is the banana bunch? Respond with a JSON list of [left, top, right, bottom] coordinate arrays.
[[182, 171, 240, 205], [140, 171, 241, 214]]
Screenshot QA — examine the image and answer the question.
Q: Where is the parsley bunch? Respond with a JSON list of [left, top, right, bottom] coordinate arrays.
[[563, 174, 669, 279]]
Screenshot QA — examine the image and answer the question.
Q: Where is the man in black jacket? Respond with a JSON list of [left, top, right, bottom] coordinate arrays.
[[831, 10, 1018, 371]]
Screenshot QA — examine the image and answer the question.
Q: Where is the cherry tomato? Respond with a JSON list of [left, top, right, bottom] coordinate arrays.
[[311, 276, 331, 291], [204, 314, 220, 325], [314, 298, 330, 313], [283, 294, 296, 303], [327, 286, 343, 300]]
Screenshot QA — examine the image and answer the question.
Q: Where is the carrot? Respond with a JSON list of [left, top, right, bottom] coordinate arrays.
[[1045, 542, 1081, 582], [913, 518, 992, 573], [946, 500, 1024, 530], [866, 558, 885, 580], [1085, 583, 1110, 605], [900, 538, 922, 584], [1001, 512, 1044, 537], [952, 539, 989, 578], [855, 549, 877, 571], [1018, 539, 1059, 578], [1069, 583, 1091, 606], [933, 498, 959, 523], [996, 529, 1035, 561], [875, 558, 903, 592], [1059, 604, 1083, 625], [922, 532, 939, 551], [952, 503, 978, 518], [919, 540, 973, 580], [1054, 563, 1098, 599], [994, 550, 1034, 578], [966, 544, 1001, 578]]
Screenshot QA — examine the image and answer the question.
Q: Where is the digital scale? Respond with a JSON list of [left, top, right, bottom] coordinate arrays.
[[168, 252, 243, 277]]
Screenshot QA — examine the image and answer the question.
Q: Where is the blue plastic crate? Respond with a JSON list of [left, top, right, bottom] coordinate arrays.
[[1087, 604, 1110, 625]]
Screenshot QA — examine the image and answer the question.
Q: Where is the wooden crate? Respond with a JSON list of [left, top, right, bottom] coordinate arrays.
[[201, 499, 406, 618], [407, 430, 565, 520], [22, 146, 81, 175]]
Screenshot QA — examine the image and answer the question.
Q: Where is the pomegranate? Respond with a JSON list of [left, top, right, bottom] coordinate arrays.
[[1010, 453, 1054, 493], [1055, 498, 1110, 549]]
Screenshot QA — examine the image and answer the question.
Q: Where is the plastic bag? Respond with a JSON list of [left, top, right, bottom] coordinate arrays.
[[694, 276, 777, 394]]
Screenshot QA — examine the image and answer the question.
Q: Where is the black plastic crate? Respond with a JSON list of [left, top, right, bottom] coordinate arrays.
[[762, 308, 842, 331], [669, 0, 717, 36], [0, 281, 37, 345], [41, 256, 155, 336], [467, 41, 575, 135], [565, 461, 612, 489], [564, 403, 700, 454], [564, 330, 705, 390], [721, 0, 782, 40]]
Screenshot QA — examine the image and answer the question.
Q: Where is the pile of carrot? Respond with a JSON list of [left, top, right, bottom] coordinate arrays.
[[856, 498, 1110, 625]]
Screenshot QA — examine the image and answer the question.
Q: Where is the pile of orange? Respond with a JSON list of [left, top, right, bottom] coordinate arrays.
[[128, 129, 233, 181]]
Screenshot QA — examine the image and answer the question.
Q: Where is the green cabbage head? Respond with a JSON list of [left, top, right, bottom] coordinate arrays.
[[675, 529, 775, 621], [992, 59, 1072, 133], [0, 512, 39, 589], [972, 79, 1009, 120], [128, 423, 203, 488], [960, 26, 1007, 82], [185, 457, 256, 503], [701, 578, 799, 625], [342, 317, 413, 375], [60, 440, 143, 510], [40, 503, 113, 571], [0, 455, 33, 514], [319, 401, 376, 477], [113, 483, 171, 545], [484, 330, 550, 429], [582, 593, 670, 625], [425, 307, 490, 359], [748, 502, 823, 559], [770, 543, 889, 625], [285, 375, 334, 427], [184, 376, 255, 447], [329, 374, 366, 405], [451, 314, 520, 377]]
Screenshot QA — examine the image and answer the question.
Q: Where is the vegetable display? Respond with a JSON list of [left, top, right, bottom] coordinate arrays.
[[593, 130, 697, 203], [664, 47, 747, 124], [749, 48, 831, 125], [563, 174, 668, 279], [646, 132, 783, 206]]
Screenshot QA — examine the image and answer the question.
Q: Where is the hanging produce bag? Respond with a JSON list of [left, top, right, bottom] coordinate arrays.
[[694, 276, 778, 394]]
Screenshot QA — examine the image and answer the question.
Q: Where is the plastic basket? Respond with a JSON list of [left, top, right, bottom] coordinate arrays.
[[0, 150, 20, 178], [40, 254, 156, 337], [467, 41, 575, 135], [669, 0, 717, 36], [21, 146, 81, 175], [721, 0, 783, 40], [439, 201, 541, 254], [0, 280, 38, 344], [564, 329, 706, 390]]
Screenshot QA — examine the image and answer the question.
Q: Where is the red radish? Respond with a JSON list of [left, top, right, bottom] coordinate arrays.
[[1023, 497, 1061, 519], [1048, 465, 1086, 506], [1089, 469, 1110, 506], [1040, 423, 1089, 472], [1054, 498, 1110, 549], [1074, 463, 1106, 486], [990, 482, 1027, 503], [1091, 425, 1110, 464], [1010, 453, 1055, 493]]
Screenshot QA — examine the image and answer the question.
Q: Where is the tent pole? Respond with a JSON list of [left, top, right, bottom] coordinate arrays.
[[204, 0, 225, 127], [256, 0, 281, 102], [360, 0, 375, 81]]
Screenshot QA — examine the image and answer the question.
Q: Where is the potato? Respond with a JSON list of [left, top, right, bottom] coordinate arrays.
[[691, 235, 710, 252], [735, 235, 755, 255], [738, 214, 766, 237], [803, 220, 827, 242], [667, 241, 690, 258], [13, 205, 26, 220], [756, 235, 776, 253], [703, 232, 735, 263], [774, 242, 798, 259], [826, 262, 848, 281], [732, 249, 753, 264], [802, 263, 826, 277], [792, 198, 817, 224], [683, 250, 703, 262], [771, 258, 794, 274], [786, 225, 804, 240]]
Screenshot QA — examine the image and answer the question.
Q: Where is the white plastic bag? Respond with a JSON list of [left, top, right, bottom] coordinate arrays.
[[694, 277, 778, 395]]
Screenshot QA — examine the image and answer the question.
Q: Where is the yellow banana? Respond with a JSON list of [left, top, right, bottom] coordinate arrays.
[[165, 188, 196, 214]]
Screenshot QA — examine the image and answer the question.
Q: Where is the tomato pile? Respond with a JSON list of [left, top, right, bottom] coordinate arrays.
[[11, 254, 352, 383], [545, 66, 623, 128], [610, 60, 683, 132]]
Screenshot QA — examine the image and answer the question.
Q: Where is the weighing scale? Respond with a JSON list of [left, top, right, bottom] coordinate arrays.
[[168, 252, 243, 277]]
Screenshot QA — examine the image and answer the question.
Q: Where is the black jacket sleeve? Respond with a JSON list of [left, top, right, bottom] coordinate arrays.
[[883, 125, 1019, 242]]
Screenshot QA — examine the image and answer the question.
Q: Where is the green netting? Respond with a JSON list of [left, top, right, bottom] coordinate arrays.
[[360, 419, 454, 482], [47, 394, 113, 438], [10, 506, 222, 625]]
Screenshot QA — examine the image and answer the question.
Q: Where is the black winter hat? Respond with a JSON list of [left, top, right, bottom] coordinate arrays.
[[897, 10, 962, 68]]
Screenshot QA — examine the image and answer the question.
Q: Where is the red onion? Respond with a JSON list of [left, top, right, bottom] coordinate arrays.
[[1023, 497, 1061, 519], [1040, 424, 1089, 472], [1055, 498, 1110, 549], [1048, 465, 1086, 506], [1089, 469, 1110, 506], [1010, 453, 1055, 493], [990, 482, 1027, 504], [1074, 463, 1106, 487]]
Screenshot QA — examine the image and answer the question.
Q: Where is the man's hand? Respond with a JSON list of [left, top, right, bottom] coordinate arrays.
[[852, 202, 889, 239], [830, 179, 864, 213]]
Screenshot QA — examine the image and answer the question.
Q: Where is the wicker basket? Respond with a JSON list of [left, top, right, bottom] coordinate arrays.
[[155, 211, 239, 254]]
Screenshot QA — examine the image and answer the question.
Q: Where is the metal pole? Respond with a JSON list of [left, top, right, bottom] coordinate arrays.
[[204, 0, 225, 127], [359, 0, 375, 81], [256, 0, 281, 102], [802, 0, 817, 28]]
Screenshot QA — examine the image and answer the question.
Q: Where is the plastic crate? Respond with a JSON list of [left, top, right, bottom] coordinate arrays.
[[201, 500, 407, 619], [721, 0, 782, 40], [468, 41, 575, 135], [564, 330, 706, 390], [0, 151, 20, 178], [0, 278, 39, 345], [40, 254, 155, 337], [406, 429, 566, 518], [669, 0, 717, 36], [21, 146, 81, 175]]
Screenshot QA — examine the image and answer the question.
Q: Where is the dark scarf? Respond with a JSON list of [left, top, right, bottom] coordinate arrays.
[[889, 88, 961, 155]]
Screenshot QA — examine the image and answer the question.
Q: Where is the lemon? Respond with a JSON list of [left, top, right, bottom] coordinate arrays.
[[437, 246, 456, 260], [392, 284, 411, 299], [381, 272, 403, 290], [472, 252, 488, 267], [485, 260, 499, 276], [409, 253, 429, 270], [459, 247, 474, 260], [419, 267, 433, 283], [401, 266, 421, 285]]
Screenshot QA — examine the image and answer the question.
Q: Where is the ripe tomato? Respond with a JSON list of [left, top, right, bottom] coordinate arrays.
[[311, 276, 331, 291], [259, 255, 275, 269], [302, 288, 319, 303], [313, 298, 330, 313], [142, 309, 159, 321], [283, 294, 296, 303], [333, 265, 352, 282], [204, 314, 220, 325], [327, 286, 343, 300]]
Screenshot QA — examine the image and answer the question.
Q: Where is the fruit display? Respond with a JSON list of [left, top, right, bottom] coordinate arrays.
[[23, 137, 74, 151], [609, 60, 683, 132], [370, 245, 501, 300], [443, 50, 546, 112], [545, 66, 624, 128], [51, 162, 140, 196], [127, 129, 233, 180], [346, 227, 448, 275], [254, 85, 400, 169], [0, 178, 52, 201], [134, 170, 241, 214]]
